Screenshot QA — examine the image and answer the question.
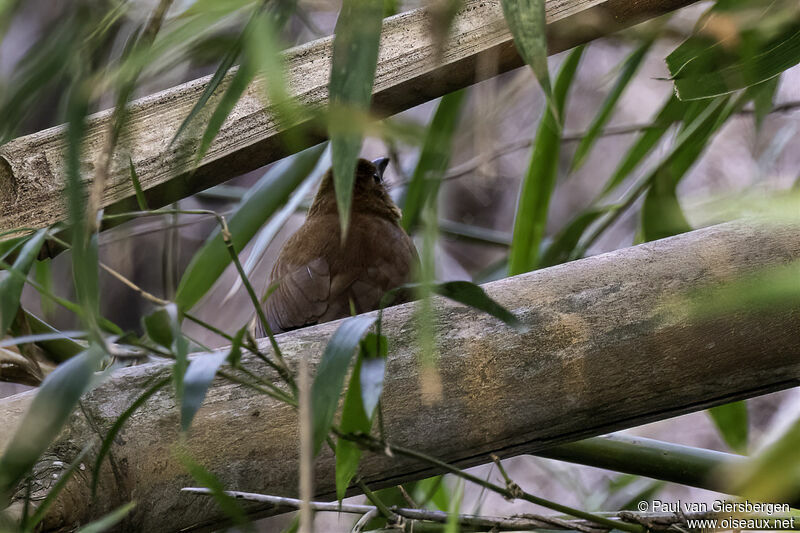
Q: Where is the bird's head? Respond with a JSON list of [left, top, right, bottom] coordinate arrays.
[[309, 157, 400, 221]]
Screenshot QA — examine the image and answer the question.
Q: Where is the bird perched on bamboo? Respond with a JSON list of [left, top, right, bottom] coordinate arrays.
[[257, 157, 418, 335]]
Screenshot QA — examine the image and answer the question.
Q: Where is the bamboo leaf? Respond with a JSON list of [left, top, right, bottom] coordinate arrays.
[[667, 8, 800, 102], [328, 0, 384, 235], [508, 46, 584, 275], [128, 159, 149, 211], [401, 90, 466, 232], [0, 345, 104, 507], [359, 332, 387, 418], [181, 349, 229, 432], [195, 59, 256, 163], [570, 40, 653, 171], [501, 0, 551, 97], [0, 229, 47, 336], [75, 502, 137, 533], [752, 75, 780, 131], [312, 315, 375, 455], [709, 402, 748, 454], [177, 453, 252, 531], [335, 353, 370, 502], [538, 207, 612, 267], [601, 94, 685, 197], [175, 144, 325, 311], [171, 44, 241, 145], [92, 376, 170, 496], [25, 445, 92, 532], [432, 281, 526, 332]]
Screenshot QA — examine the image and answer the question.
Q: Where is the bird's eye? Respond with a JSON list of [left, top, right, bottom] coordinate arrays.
[[373, 172, 381, 184]]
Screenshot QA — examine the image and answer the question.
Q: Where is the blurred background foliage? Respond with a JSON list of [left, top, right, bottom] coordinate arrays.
[[0, 0, 800, 531]]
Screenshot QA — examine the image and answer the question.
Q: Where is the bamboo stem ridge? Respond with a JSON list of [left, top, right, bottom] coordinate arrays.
[[0, 0, 699, 234], [1, 222, 799, 531]]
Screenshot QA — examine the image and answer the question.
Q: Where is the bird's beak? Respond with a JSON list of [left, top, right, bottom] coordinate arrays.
[[372, 157, 390, 181]]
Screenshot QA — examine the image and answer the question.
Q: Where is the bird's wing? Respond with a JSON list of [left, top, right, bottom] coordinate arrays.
[[263, 256, 332, 333], [320, 221, 418, 322]]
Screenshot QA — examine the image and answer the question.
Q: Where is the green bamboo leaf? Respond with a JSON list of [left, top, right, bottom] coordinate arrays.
[[359, 332, 387, 418], [0, 345, 104, 507], [335, 353, 370, 502], [171, 43, 241, 146], [312, 315, 376, 455], [709, 402, 748, 454], [432, 281, 526, 332], [25, 445, 91, 532], [0, 229, 47, 335], [668, 19, 800, 101], [641, 94, 742, 242], [247, 10, 303, 148], [175, 144, 325, 310], [601, 94, 685, 197], [14, 311, 84, 363], [732, 410, 800, 501], [538, 207, 613, 268], [570, 40, 653, 171], [508, 45, 584, 275], [752, 75, 780, 131], [178, 452, 252, 531], [501, 0, 551, 98], [75, 502, 137, 533], [128, 158, 149, 211], [92, 376, 170, 497], [195, 59, 256, 163], [328, 0, 384, 235], [34, 258, 55, 318], [181, 349, 229, 432], [401, 90, 466, 232]]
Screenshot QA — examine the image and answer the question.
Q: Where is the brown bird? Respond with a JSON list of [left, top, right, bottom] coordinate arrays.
[[258, 157, 418, 334]]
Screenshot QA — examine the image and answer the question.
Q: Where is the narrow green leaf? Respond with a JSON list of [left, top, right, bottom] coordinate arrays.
[[247, 10, 303, 149], [178, 453, 252, 531], [335, 353, 370, 501], [92, 376, 170, 497], [538, 207, 612, 267], [432, 281, 526, 332], [401, 90, 466, 232], [641, 95, 740, 242], [667, 16, 800, 101], [312, 315, 375, 455], [175, 144, 324, 310], [601, 94, 685, 197], [34, 258, 55, 318], [752, 75, 780, 131], [181, 350, 228, 432], [25, 445, 91, 532], [359, 332, 387, 418], [196, 59, 256, 163], [508, 45, 584, 275], [328, 0, 384, 235], [501, 0, 551, 97], [128, 159, 149, 211], [0, 345, 103, 506], [171, 46, 241, 145], [732, 411, 800, 501], [75, 502, 137, 533], [709, 402, 748, 454], [444, 480, 464, 533], [570, 40, 653, 171], [0, 229, 47, 335]]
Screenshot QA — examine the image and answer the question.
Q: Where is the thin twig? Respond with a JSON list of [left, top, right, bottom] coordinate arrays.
[[338, 432, 644, 533], [186, 488, 772, 532]]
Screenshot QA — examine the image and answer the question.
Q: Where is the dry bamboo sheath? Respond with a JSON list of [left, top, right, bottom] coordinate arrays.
[[1, 222, 799, 531], [0, 0, 698, 235]]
